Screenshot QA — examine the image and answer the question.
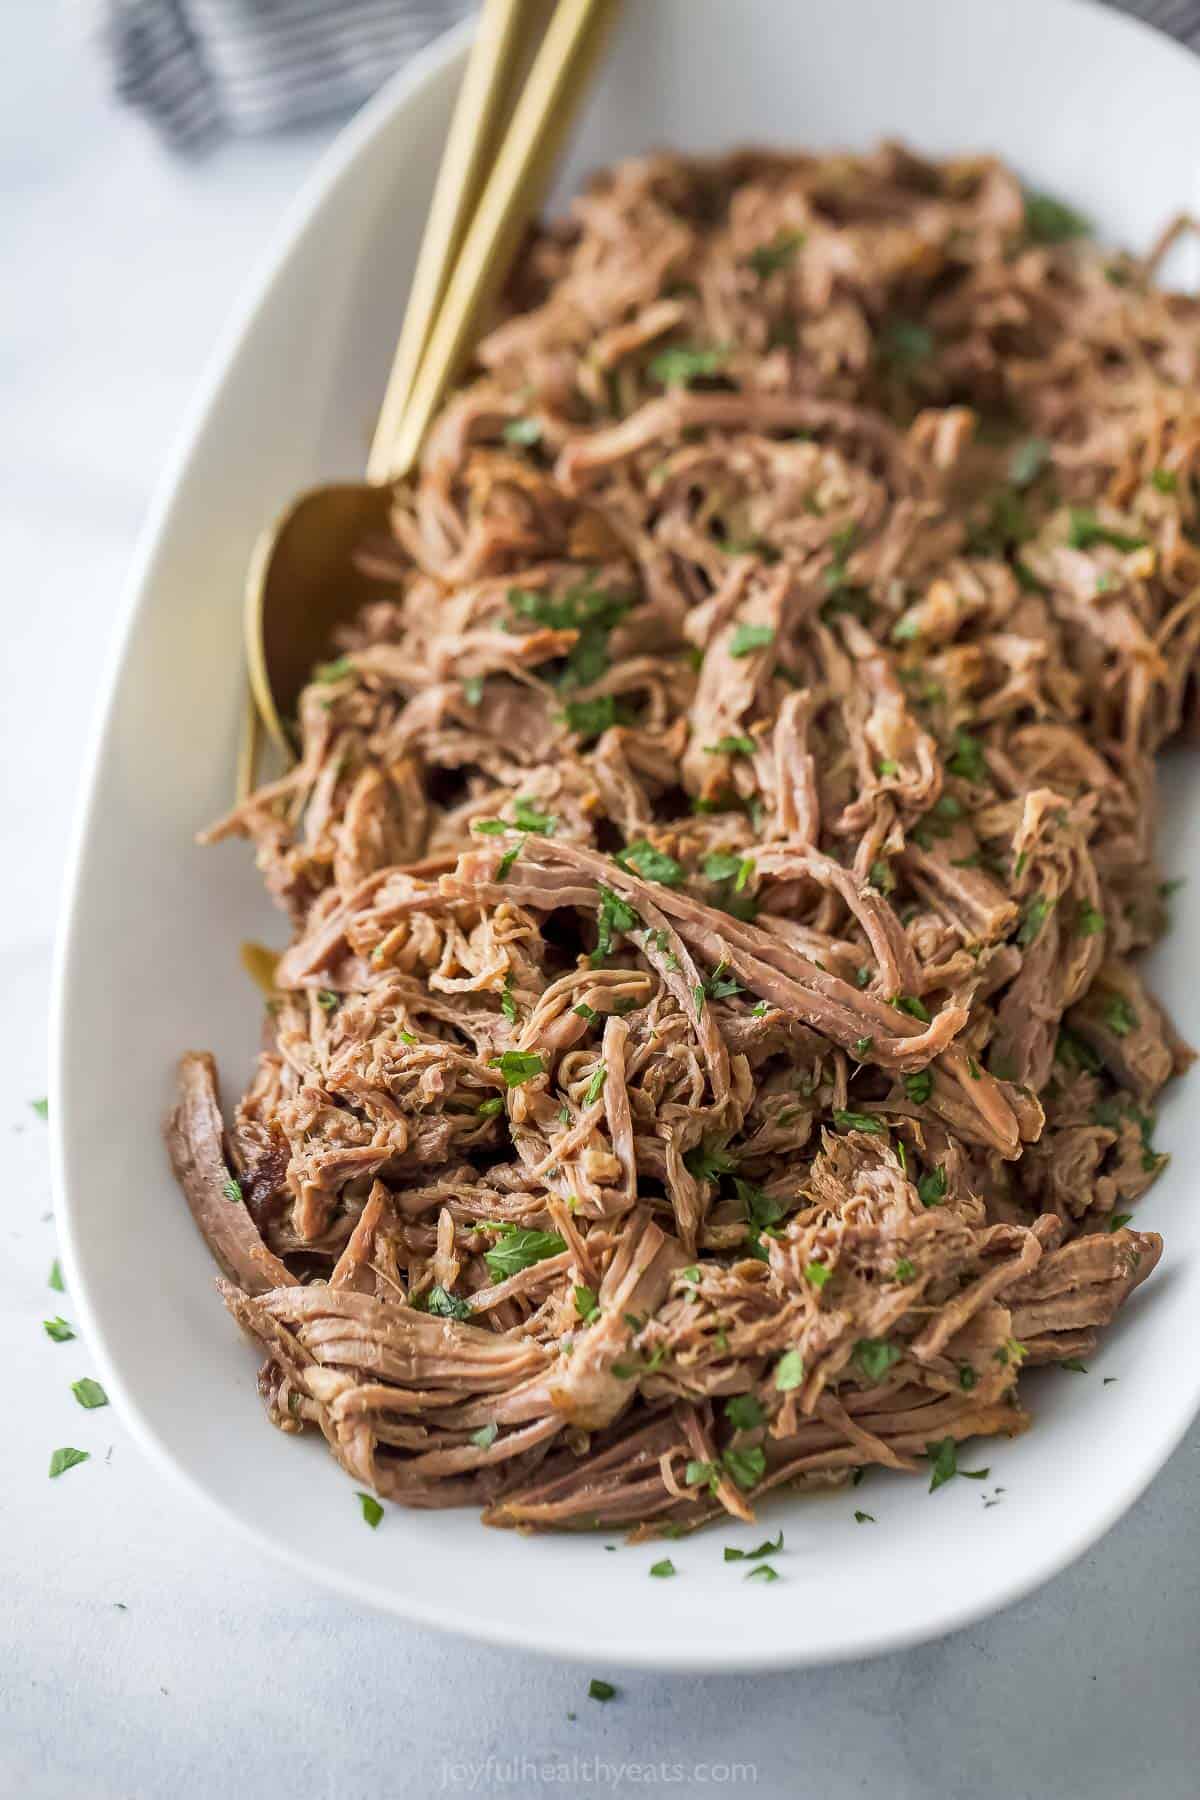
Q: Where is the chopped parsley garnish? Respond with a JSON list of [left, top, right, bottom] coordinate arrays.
[[314, 655, 355, 683], [724, 1532, 783, 1562], [1008, 436, 1051, 488], [894, 1259, 916, 1283], [489, 1050, 544, 1086], [48, 1259, 64, 1293], [724, 1394, 765, 1431], [852, 1036, 874, 1059], [1055, 1026, 1101, 1073], [805, 1262, 831, 1290], [48, 1448, 89, 1479], [684, 1138, 738, 1182], [583, 1063, 607, 1106], [588, 1679, 616, 1702], [700, 961, 742, 1004], [419, 1285, 473, 1321], [649, 343, 728, 387], [832, 1109, 884, 1134], [591, 885, 639, 965], [1067, 508, 1145, 553], [498, 844, 520, 882], [946, 730, 988, 784], [221, 1175, 243, 1206], [502, 416, 542, 446], [903, 1070, 933, 1105], [1104, 995, 1137, 1037], [748, 229, 805, 278], [562, 695, 619, 740], [463, 674, 484, 707], [316, 989, 339, 1012], [511, 797, 557, 834], [855, 1339, 902, 1382], [509, 581, 631, 690], [31, 1097, 48, 1120], [649, 1559, 677, 1578], [1024, 189, 1090, 244], [854, 1510, 876, 1524], [926, 1437, 989, 1491], [355, 1491, 383, 1528], [894, 994, 931, 1022], [868, 859, 895, 895], [734, 1181, 786, 1263], [775, 1349, 804, 1391], [484, 1227, 567, 1282], [1076, 903, 1104, 936], [615, 839, 684, 886], [500, 979, 517, 1025], [702, 852, 742, 882], [729, 622, 776, 658], [574, 1285, 600, 1323], [917, 1165, 947, 1208], [880, 318, 935, 371], [744, 1563, 780, 1582], [1017, 894, 1053, 947], [43, 1317, 75, 1343], [706, 734, 756, 756], [722, 1445, 766, 1490], [1109, 1212, 1133, 1232], [1061, 1358, 1088, 1374], [477, 1096, 504, 1118], [71, 1378, 108, 1410], [470, 1424, 499, 1450]]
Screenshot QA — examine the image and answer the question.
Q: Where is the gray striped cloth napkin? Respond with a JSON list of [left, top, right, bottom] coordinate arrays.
[[103, 0, 1200, 153]]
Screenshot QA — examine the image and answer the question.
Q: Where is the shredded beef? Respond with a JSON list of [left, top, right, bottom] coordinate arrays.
[[170, 144, 1195, 1534]]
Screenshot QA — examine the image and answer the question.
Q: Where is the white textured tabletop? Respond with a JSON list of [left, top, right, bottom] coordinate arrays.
[[6, 9, 1200, 1798]]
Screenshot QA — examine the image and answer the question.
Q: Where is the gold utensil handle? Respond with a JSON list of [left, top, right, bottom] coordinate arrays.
[[366, 0, 529, 484], [382, 0, 617, 481], [235, 684, 260, 804]]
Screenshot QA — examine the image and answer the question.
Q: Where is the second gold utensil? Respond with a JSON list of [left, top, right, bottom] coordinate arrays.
[[240, 0, 616, 796]]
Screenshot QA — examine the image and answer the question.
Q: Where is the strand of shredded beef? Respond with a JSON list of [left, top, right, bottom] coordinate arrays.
[[168, 143, 1197, 1534]]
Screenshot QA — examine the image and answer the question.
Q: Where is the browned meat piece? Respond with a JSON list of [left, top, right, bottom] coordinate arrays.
[[165, 1054, 297, 1295]]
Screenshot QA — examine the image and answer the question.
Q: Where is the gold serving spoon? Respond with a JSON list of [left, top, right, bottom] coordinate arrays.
[[238, 0, 617, 800]]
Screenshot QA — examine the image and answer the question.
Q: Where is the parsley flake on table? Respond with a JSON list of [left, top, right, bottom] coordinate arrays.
[[49, 1448, 89, 1479]]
